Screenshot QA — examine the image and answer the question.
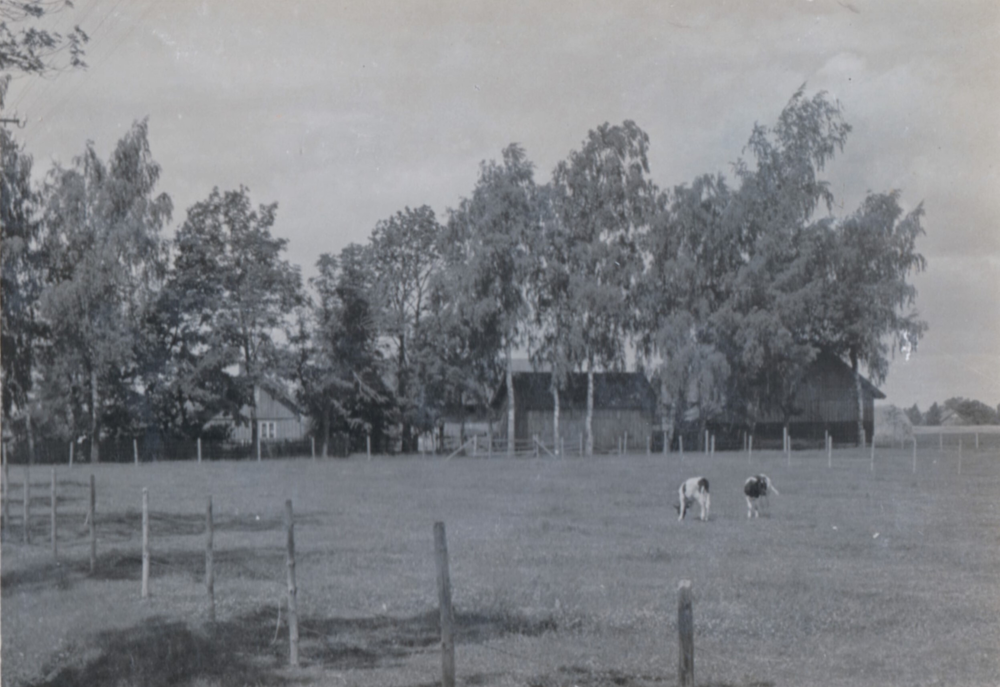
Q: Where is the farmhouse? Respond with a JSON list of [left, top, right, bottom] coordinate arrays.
[[492, 370, 657, 453], [740, 350, 886, 447], [206, 384, 307, 443]]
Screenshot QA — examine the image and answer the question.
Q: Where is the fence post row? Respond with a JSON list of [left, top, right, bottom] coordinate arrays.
[[678, 580, 694, 687], [284, 500, 300, 667], [434, 521, 456, 687]]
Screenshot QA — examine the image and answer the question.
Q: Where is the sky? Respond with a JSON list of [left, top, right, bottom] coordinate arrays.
[[4, 0, 998, 411]]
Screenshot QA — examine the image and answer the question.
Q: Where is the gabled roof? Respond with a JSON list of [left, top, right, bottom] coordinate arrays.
[[492, 371, 657, 413], [813, 350, 886, 400]]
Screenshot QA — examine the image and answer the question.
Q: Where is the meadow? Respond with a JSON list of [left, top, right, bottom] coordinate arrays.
[[2, 444, 998, 687]]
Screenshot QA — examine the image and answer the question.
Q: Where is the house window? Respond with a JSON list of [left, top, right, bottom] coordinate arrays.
[[260, 421, 277, 440]]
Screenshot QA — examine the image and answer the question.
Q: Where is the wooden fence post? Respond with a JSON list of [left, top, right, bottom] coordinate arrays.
[[647, 434, 651, 456], [624, 431, 629, 454], [912, 437, 917, 474], [89, 475, 96, 573], [710, 434, 715, 457], [870, 440, 875, 472], [197, 438, 202, 464], [366, 434, 371, 461], [434, 521, 456, 687], [678, 580, 694, 687], [310, 436, 315, 460], [257, 433, 262, 462], [704, 430, 709, 455], [679, 435, 684, 458], [285, 500, 300, 667], [69, 442, 74, 467], [975, 432, 979, 450], [827, 435, 832, 469], [939, 432, 943, 452], [206, 496, 215, 623], [747, 435, 752, 463], [473, 435, 478, 457], [134, 438, 139, 466], [23, 463, 30, 544], [142, 488, 150, 599], [50, 468, 57, 558], [663, 430, 668, 456]]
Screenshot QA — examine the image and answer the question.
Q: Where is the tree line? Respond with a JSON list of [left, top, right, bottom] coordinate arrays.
[[1, 85, 928, 462], [906, 398, 1000, 427]]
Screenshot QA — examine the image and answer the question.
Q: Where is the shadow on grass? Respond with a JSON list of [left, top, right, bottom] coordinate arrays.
[[2, 546, 290, 595], [25, 606, 558, 687]]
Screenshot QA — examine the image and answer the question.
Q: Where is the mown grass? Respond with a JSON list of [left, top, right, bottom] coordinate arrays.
[[2, 445, 999, 687]]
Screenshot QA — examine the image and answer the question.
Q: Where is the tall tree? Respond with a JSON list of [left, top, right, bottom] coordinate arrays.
[[0, 127, 42, 455], [720, 87, 851, 437], [169, 186, 303, 446], [445, 143, 538, 456], [303, 244, 389, 454], [547, 121, 657, 454], [820, 190, 927, 444], [368, 205, 441, 453], [638, 175, 734, 447], [38, 120, 172, 461]]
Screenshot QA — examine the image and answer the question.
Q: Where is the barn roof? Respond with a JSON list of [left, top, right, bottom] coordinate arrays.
[[492, 371, 657, 413], [813, 350, 886, 400]]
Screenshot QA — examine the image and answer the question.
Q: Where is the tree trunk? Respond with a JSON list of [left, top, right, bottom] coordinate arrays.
[[552, 382, 560, 456], [851, 349, 865, 447], [250, 384, 259, 450], [660, 376, 674, 452], [506, 343, 515, 458], [90, 367, 100, 463], [586, 359, 594, 456], [321, 405, 330, 457], [25, 411, 36, 466], [397, 334, 412, 453]]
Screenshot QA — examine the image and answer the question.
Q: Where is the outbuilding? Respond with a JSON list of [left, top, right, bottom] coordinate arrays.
[[491, 371, 658, 453]]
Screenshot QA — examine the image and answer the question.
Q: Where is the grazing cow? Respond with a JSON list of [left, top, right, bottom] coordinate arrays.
[[743, 474, 779, 518], [676, 476, 711, 521]]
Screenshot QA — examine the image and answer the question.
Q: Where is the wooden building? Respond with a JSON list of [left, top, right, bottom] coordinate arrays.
[[733, 350, 886, 447], [492, 372, 657, 453], [207, 385, 307, 443]]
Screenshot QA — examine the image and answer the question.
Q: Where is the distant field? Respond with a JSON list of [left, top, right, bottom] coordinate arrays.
[[912, 424, 1000, 434], [2, 445, 999, 687]]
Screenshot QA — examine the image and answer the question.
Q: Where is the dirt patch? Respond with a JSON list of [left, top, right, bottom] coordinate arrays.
[[20, 606, 557, 686]]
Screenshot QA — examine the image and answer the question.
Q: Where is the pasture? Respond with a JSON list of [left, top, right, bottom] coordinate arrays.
[[2, 446, 999, 687]]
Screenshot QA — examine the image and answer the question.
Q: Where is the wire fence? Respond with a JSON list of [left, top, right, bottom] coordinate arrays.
[[0, 435, 353, 465]]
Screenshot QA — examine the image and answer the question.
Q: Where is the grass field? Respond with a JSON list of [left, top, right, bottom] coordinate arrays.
[[2, 445, 999, 687]]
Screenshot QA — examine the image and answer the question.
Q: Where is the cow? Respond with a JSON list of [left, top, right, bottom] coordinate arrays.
[[743, 474, 779, 518], [676, 476, 711, 521]]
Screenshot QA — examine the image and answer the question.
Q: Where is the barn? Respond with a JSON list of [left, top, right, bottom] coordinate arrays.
[[491, 371, 658, 453], [730, 350, 886, 447]]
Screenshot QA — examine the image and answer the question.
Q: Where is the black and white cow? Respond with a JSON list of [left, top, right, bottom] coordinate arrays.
[[743, 474, 779, 518], [676, 476, 711, 521]]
